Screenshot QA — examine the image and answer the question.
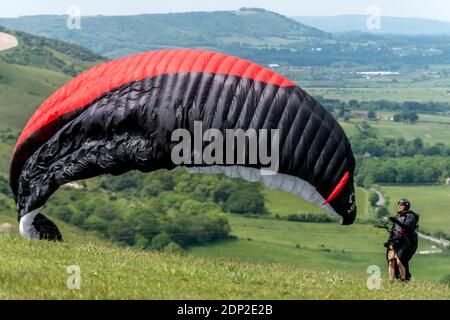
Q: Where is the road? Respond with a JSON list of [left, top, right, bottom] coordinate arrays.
[[369, 188, 385, 206], [0, 32, 18, 52]]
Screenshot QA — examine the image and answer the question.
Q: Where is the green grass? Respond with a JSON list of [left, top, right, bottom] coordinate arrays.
[[340, 114, 450, 145], [370, 120, 449, 145], [263, 186, 370, 219], [306, 85, 450, 103], [189, 215, 450, 283], [0, 233, 448, 300], [0, 60, 71, 131], [0, 193, 101, 243], [379, 185, 450, 234]]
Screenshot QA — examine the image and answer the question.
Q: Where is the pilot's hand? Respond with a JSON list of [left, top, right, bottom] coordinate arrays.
[[388, 217, 396, 222], [383, 241, 389, 248]]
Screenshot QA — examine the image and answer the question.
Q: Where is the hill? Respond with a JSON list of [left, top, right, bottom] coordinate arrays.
[[0, 26, 104, 76], [0, 28, 105, 171], [0, 8, 330, 58], [5, 11, 450, 68], [0, 25, 448, 299], [293, 15, 450, 35], [0, 234, 448, 299]]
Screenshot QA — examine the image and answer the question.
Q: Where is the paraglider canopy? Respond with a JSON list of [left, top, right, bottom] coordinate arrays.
[[10, 49, 357, 240]]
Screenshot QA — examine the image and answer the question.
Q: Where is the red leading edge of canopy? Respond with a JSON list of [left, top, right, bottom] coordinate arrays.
[[14, 49, 296, 152], [322, 171, 350, 205]]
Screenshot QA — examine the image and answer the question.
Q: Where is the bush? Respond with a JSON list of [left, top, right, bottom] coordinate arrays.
[[151, 232, 172, 251], [376, 207, 389, 218], [0, 175, 11, 196], [164, 242, 184, 254], [440, 274, 450, 287], [134, 234, 151, 249], [369, 192, 379, 207], [224, 188, 266, 214]]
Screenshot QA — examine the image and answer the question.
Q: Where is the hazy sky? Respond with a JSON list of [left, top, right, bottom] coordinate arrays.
[[2, 0, 450, 22]]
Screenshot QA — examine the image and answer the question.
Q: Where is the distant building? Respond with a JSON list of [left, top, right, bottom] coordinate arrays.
[[352, 111, 368, 119], [268, 64, 279, 68], [356, 71, 400, 77], [445, 177, 450, 185]]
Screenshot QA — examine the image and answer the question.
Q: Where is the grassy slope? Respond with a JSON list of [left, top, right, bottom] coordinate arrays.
[[263, 186, 369, 219], [0, 234, 448, 300], [0, 61, 71, 129], [0, 61, 71, 173], [189, 215, 450, 283], [0, 26, 104, 75]]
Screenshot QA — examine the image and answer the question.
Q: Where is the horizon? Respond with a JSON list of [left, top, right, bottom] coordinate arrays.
[[3, 10, 450, 25], [2, 0, 450, 23]]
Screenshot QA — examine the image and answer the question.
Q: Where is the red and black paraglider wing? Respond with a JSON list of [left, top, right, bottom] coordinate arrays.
[[11, 49, 356, 238]]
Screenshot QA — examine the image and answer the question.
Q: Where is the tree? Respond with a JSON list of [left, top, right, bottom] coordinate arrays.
[[367, 110, 377, 120], [151, 232, 172, 251], [225, 188, 266, 214], [376, 207, 389, 218], [338, 103, 346, 118], [369, 192, 379, 207], [164, 242, 184, 254], [363, 175, 374, 188], [393, 113, 401, 122]]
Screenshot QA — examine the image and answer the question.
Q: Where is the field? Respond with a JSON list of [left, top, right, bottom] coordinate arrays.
[[306, 86, 450, 103], [379, 185, 450, 234], [299, 64, 450, 103], [338, 113, 450, 145], [188, 215, 450, 283], [263, 186, 370, 219], [0, 234, 448, 300]]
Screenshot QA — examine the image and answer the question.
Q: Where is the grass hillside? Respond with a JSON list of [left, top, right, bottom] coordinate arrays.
[[0, 61, 71, 172], [0, 26, 104, 76], [189, 215, 450, 283], [0, 234, 448, 300], [0, 28, 104, 172]]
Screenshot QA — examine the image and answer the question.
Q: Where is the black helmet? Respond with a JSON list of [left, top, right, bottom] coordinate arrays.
[[398, 198, 411, 210]]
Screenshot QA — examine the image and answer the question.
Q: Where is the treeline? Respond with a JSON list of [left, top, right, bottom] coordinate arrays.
[[356, 155, 449, 185], [317, 97, 450, 114], [352, 136, 449, 158], [352, 123, 449, 185], [43, 169, 268, 251]]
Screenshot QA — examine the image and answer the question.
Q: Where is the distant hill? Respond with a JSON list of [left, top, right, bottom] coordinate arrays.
[[0, 26, 104, 76], [0, 8, 330, 58], [293, 15, 450, 35]]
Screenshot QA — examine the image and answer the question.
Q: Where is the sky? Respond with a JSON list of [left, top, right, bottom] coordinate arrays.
[[2, 0, 450, 22]]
